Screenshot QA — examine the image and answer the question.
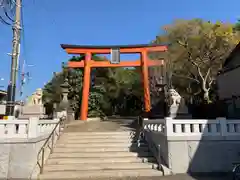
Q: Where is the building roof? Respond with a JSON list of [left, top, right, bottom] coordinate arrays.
[[0, 90, 7, 95], [218, 42, 240, 75], [223, 42, 240, 67]]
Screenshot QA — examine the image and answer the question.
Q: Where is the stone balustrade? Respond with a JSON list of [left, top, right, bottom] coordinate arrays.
[[143, 119, 165, 133], [38, 119, 59, 134], [0, 118, 60, 138], [143, 117, 240, 137]]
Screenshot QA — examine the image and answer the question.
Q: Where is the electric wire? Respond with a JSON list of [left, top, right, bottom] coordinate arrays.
[[4, 6, 14, 21], [0, 0, 15, 25], [0, 15, 10, 25]]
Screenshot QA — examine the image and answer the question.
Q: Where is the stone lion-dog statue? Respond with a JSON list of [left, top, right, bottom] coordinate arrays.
[[166, 88, 182, 106], [31, 88, 43, 105]]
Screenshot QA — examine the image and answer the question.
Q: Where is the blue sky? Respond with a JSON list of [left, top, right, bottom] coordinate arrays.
[[0, 0, 239, 100]]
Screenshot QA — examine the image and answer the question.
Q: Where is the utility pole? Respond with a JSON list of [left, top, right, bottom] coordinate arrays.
[[5, 0, 21, 116]]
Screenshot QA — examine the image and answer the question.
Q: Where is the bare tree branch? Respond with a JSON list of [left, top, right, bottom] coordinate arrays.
[[177, 40, 188, 47], [172, 73, 200, 83], [187, 51, 205, 83], [205, 68, 211, 82], [207, 79, 214, 91], [194, 89, 201, 95]]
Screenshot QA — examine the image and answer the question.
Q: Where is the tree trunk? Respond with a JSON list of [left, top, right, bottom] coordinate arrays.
[[203, 90, 210, 103], [201, 78, 211, 103]]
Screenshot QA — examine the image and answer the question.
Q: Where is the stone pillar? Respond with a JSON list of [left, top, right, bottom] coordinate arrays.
[[28, 117, 39, 138]]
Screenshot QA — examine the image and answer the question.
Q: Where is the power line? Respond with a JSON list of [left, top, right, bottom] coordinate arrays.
[[0, 0, 15, 25], [0, 15, 11, 25]]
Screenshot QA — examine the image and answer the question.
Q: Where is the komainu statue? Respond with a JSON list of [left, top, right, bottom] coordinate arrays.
[[166, 88, 189, 118], [27, 88, 43, 105], [33, 88, 43, 105], [166, 89, 182, 107]]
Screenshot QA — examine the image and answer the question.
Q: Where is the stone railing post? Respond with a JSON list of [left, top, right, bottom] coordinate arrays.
[[217, 117, 227, 136], [165, 117, 173, 136], [28, 117, 39, 138]]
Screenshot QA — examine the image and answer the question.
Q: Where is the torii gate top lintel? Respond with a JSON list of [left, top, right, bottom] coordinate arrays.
[[61, 43, 168, 54]]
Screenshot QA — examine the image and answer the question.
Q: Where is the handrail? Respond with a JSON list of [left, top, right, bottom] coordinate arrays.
[[143, 130, 168, 168], [37, 117, 66, 174]]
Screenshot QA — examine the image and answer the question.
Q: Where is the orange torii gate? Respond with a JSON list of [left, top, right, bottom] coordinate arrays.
[[61, 44, 168, 121]]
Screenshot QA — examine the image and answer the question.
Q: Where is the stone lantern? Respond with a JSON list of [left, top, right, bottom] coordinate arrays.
[[59, 63, 75, 122], [59, 77, 70, 111]]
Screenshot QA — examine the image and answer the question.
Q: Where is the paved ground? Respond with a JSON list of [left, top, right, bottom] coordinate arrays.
[[73, 174, 231, 180], [63, 119, 232, 180], [64, 119, 136, 132]]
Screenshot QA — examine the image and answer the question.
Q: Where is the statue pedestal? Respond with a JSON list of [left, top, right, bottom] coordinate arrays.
[[168, 95, 192, 119], [177, 99, 192, 119], [169, 105, 192, 119], [20, 105, 46, 119]]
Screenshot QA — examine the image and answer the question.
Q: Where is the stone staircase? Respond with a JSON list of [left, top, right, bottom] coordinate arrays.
[[39, 130, 163, 179]]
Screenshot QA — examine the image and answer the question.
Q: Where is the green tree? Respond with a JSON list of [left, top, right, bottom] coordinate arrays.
[[153, 19, 240, 103], [234, 19, 240, 32], [43, 55, 143, 118]]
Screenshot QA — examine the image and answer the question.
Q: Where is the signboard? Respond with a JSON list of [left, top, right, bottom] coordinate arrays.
[[110, 48, 120, 64]]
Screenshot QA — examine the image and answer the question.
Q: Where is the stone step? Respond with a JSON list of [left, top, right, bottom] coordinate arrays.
[[53, 146, 149, 153], [55, 142, 146, 148], [63, 131, 135, 136], [49, 151, 152, 158], [58, 138, 136, 144], [47, 157, 156, 165], [39, 169, 162, 179], [44, 162, 159, 172], [60, 135, 134, 139]]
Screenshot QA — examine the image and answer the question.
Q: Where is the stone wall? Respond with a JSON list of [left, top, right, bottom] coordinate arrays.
[[143, 117, 240, 174], [0, 128, 60, 179], [167, 135, 240, 174], [0, 118, 61, 179]]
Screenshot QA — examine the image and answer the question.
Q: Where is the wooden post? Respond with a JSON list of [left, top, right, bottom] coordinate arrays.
[[141, 50, 151, 113], [80, 52, 91, 120]]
